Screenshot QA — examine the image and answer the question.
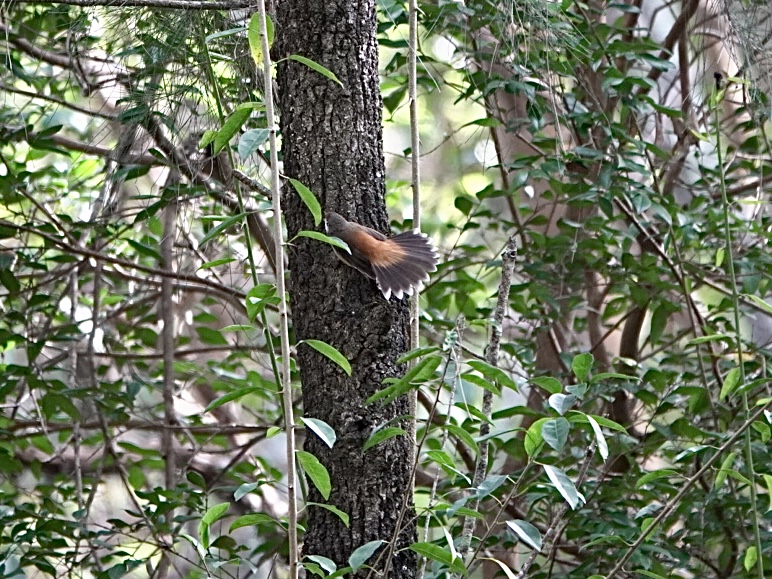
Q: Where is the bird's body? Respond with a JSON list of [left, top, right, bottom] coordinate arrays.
[[324, 211, 438, 300]]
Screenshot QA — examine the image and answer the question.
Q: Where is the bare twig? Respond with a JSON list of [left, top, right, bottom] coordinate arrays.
[[255, 1, 298, 576], [458, 236, 517, 561], [11, 0, 252, 8]]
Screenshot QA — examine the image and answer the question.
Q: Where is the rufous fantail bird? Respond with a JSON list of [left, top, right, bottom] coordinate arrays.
[[324, 211, 438, 300]]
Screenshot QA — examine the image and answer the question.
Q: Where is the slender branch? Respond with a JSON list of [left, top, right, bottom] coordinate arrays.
[[256, 2, 298, 577], [458, 236, 517, 561], [0, 82, 117, 120], [10, 0, 253, 8], [606, 397, 772, 579], [2, 419, 268, 439], [0, 219, 245, 299]]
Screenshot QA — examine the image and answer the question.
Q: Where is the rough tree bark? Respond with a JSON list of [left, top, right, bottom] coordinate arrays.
[[275, 1, 417, 577]]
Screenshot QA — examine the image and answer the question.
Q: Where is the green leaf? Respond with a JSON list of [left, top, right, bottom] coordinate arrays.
[[126, 239, 161, 261], [542, 464, 584, 510], [203, 386, 260, 414], [541, 417, 569, 452], [591, 372, 639, 382], [301, 417, 337, 448], [548, 393, 575, 415], [301, 339, 351, 376], [200, 212, 248, 246], [363, 426, 406, 452], [746, 294, 772, 315], [744, 546, 758, 572], [531, 376, 562, 394], [247, 12, 274, 66], [397, 346, 440, 364], [714, 452, 737, 489], [409, 542, 466, 575], [201, 502, 229, 526], [198, 257, 236, 270], [199, 502, 229, 547], [196, 326, 228, 346], [506, 519, 542, 551], [586, 414, 608, 461], [571, 352, 594, 381], [762, 474, 772, 511], [245, 283, 278, 320], [483, 558, 517, 579], [229, 513, 278, 532], [221, 324, 253, 332], [234, 482, 261, 501], [524, 418, 547, 458], [444, 423, 478, 453], [305, 555, 336, 574], [366, 354, 442, 405], [289, 178, 322, 226], [238, 128, 270, 158], [307, 502, 349, 527], [349, 540, 385, 572], [288, 54, 343, 86], [467, 360, 517, 391], [634, 571, 668, 579], [198, 129, 217, 149], [214, 108, 252, 154], [719, 367, 742, 401], [687, 333, 731, 345], [295, 230, 351, 253], [296, 450, 331, 500]]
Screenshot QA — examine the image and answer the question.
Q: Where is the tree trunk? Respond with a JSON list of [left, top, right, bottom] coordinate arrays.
[[275, 1, 417, 577]]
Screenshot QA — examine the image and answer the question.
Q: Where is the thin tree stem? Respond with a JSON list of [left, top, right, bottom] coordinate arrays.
[[256, 2, 298, 577], [458, 237, 517, 563]]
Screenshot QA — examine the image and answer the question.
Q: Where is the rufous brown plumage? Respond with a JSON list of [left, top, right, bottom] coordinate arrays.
[[324, 211, 438, 300]]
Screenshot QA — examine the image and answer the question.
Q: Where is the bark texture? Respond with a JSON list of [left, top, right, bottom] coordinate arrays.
[[275, 1, 416, 577]]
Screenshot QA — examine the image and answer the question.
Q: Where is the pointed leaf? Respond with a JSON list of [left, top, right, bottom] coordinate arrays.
[[571, 352, 594, 381], [548, 393, 576, 415], [363, 427, 406, 452], [542, 464, 584, 510], [531, 376, 562, 394], [247, 12, 274, 66], [238, 128, 270, 158], [214, 108, 252, 154], [586, 414, 608, 460], [301, 339, 351, 376], [200, 212, 248, 245], [229, 513, 278, 532], [506, 519, 542, 551], [305, 555, 336, 574], [409, 542, 466, 575], [541, 417, 569, 452], [296, 450, 331, 500], [483, 558, 518, 579], [307, 502, 349, 527], [349, 540, 385, 572], [719, 367, 742, 401], [289, 178, 322, 226], [301, 417, 337, 448], [467, 360, 517, 391], [289, 54, 343, 86], [295, 230, 351, 253]]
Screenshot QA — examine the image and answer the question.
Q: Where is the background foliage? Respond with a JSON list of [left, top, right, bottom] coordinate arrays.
[[1, 0, 772, 577]]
